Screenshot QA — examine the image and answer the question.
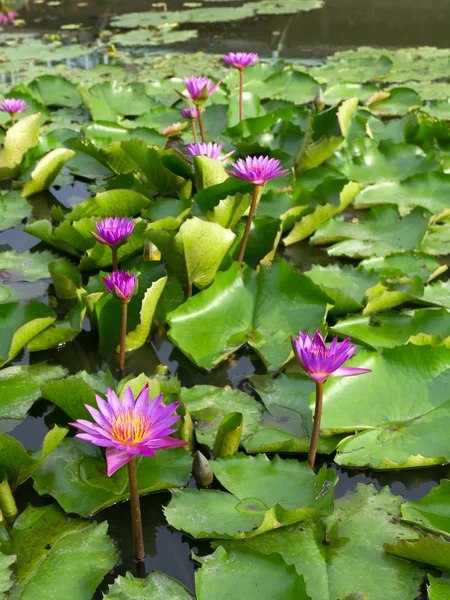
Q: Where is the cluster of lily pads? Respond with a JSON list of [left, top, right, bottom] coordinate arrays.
[[1, 41, 450, 598]]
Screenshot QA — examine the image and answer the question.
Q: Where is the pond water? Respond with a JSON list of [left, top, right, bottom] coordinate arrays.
[[2, 0, 450, 598]]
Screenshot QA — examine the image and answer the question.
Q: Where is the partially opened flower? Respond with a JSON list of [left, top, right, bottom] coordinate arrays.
[[181, 107, 199, 119], [162, 122, 187, 137], [291, 330, 371, 383], [0, 98, 28, 124], [92, 217, 135, 248], [0, 10, 18, 25], [187, 142, 234, 161], [291, 329, 371, 469], [223, 52, 259, 69], [184, 75, 220, 104], [71, 384, 187, 476], [226, 156, 288, 186], [102, 271, 138, 302]]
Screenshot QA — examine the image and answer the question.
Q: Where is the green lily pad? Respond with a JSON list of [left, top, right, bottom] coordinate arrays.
[[0, 363, 67, 432], [400, 479, 450, 537], [0, 553, 15, 596], [246, 373, 343, 455], [355, 172, 450, 216], [68, 189, 150, 221], [110, 29, 198, 47], [105, 572, 193, 599], [180, 385, 263, 449], [164, 455, 336, 538], [26, 75, 81, 108], [0, 301, 56, 368], [79, 82, 155, 121], [22, 148, 75, 197], [167, 260, 331, 371], [368, 87, 422, 116], [0, 112, 41, 180], [359, 251, 445, 281], [27, 301, 86, 351], [311, 206, 430, 258], [229, 485, 422, 600], [0, 191, 32, 231], [421, 210, 450, 256], [32, 439, 191, 516], [384, 534, 450, 571], [428, 575, 450, 600], [195, 545, 310, 600], [0, 250, 69, 282]]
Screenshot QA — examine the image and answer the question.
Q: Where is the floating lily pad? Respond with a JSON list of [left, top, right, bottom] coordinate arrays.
[[384, 534, 450, 571], [33, 439, 191, 516], [428, 575, 450, 600], [0, 250, 69, 283], [27, 75, 81, 108], [105, 572, 193, 600], [0, 191, 32, 231], [401, 479, 450, 537], [22, 148, 75, 197], [0, 112, 41, 180]]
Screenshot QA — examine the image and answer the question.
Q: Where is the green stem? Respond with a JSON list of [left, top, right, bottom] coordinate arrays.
[[239, 68, 244, 121], [197, 107, 206, 143], [10, 112, 15, 127], [186, 280, 192, 299], [119, 301, 127, 372], [111, 246, 118, 272], [0, 475, 18, 524], [237, 184, 261, 265], [127, 457, 145, 561], [192, 119, 198, 143], [308, 380, 324, 468]]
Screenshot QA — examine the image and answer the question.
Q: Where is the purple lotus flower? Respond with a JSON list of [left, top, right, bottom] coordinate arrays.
[[187, 142, 234, 161], [92, 217, 135, 248], [223, 52, 259, 69], [181, 107, 199, 119], [184, 76, 220, 104], [71, 384, 187, 476], [102, 271, 138, 302], [0, 10, 18, 25], [226, 156, 289, 186], [0, 98, 28, 116], [291, 330, 371, 383]]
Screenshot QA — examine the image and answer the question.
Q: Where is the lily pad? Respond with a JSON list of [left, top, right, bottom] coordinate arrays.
[[105, 572, 193, 599], [0, 112, 41, 180], [32, 439, 191, 516], [0, 191, 32, 231], [26, 75, 81, 108], [167, 260, 331, 371], [195, 545, 310, 600], [79, 82, 155, 121], [22, 148, 75, 197], [226, 485, 422, 600], [384, 534, 450, 571], [400, 479, 450, 537], [0, 250, 69, 282], [428, 575, 450, 600]]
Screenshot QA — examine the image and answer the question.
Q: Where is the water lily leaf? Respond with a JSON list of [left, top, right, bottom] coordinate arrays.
[[320, 343, 450, 435], [323, 83, 380, 104], [0, 191, 32, 231], [164, 456, 336, 538], [230, 215, 282, 267], [421, 210, 450, 256], [180, 385, 263, 449], [167, 260, 331, 371], [79, 82, 155, 121], [355, 172, 450, 216], [0, 250, 68, 282], [246, 373, 344, 455], [401, 479, 450, 537], [256, 70, 319, 104], [428, 575, 450, 600], [0, 426, 67, 488], [83, 122, 165, 148], [105, 571, 193, 599], [331, 308, 450, 350], [304, 264, 380, 315], [32, 439, 191, 516], [359, 251, 445, 281], [27, 75, 81, 108], [368, 87, 422, 116], [48, 261, 81, 299], [423, 280, 450, 309], [232, 485, 422, 600], [0, 364, 67, 433], [110, 29, 198, 47], [142, 196, 192, 230], [27, 300, 86, 351], [68, 189, 150, 221], [333, 139, 439, 184], [0, 553, 15, 596], [384, 535, 450, 571], [0, 301, 56, 368], [311, 206, 430, 258], [195, 545, 310, 600], [21, 148, 75, 197], [8, 519, 116, 600], [0, 113, 41, 180], [193, 156, 228, 191]]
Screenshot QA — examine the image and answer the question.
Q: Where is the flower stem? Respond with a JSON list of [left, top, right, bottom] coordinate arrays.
[[197, 107, 206, 143], [192, 119, 198, 143], [0, 473, 18, 524], [111, 246, 118, 271], [308, 380, 324, 468], [239, 68, 244, 121], [238, 184, 261, 265], [119, 301, 127, 372], [127, 457, 145, 561], [10, 113, 15, 127], [186, 280, 192, 299]]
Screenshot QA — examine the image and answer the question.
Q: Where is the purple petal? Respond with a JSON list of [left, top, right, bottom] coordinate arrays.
[[106, 447, 133, 476], [331, 367, 372, 378]]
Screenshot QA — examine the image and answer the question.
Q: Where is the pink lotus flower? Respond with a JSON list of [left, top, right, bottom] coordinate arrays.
[[291, 330, 371, 383], [71, 384, 187, 476], [226, 156, 288, 186], [0, 10, 18, 25], [181, 107, 199, 119], [92, 217, 135, 248], [102, 271, 138, 302], [0, 98, 28, 115], [223, 52, 259, 69], [184, 76, 220, 104], [187, 142, 234, 161]]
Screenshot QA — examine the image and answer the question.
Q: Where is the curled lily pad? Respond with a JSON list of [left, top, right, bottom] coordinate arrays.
[[105, 571, 193, 599], [0, 113, 41, 180]]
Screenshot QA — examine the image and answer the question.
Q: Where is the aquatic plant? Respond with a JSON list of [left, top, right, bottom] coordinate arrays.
[[223, 51, 259, 121], [183, 75, 220, 142], [0, 98, 28, 125], [92, 217, 135, 271]]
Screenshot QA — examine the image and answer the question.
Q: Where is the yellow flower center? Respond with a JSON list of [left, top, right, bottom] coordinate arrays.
[[111, 410, 150, 445]]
